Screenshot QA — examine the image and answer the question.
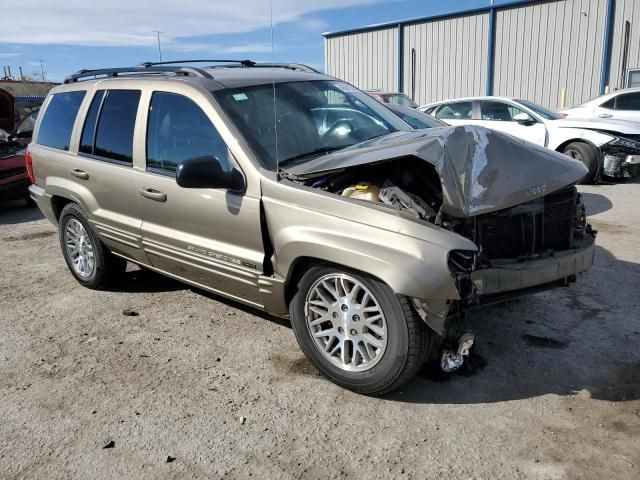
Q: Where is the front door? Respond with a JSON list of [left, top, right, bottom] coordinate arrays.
[[475, 100, 547, 146], [136, 90, 265, 305]]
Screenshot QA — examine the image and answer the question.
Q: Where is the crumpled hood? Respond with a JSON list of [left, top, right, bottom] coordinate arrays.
[[552, 117, 640, 134], [283, 125, 588, 217]]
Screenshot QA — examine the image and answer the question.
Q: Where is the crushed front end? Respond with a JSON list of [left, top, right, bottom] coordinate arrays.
[[447, 186, 596, 309]]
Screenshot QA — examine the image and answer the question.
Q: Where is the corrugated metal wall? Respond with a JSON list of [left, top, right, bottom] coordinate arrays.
[[493, 0, 608, 109], [609, 0, 640, 90], [402, 12, 489, 106], [324, 27, 398, 92]]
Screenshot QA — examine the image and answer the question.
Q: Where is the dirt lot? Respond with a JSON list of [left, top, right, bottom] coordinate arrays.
[[1, 181, 639, 480]]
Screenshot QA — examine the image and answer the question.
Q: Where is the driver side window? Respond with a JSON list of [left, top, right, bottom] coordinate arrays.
[[146, 92, 230, 174]]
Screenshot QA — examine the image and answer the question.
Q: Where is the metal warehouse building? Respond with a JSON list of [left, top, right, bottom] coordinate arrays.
[[323, 0, 640, 109]]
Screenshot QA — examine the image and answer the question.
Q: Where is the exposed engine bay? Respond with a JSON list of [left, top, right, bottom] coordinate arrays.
[[293, 155, 596, 306], [296, 156, 444, 223]]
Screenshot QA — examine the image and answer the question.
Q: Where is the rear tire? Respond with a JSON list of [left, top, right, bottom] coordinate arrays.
[[58, 203, 126, 289], [290, 265, 431, 395], [562, 142, 600, 184]]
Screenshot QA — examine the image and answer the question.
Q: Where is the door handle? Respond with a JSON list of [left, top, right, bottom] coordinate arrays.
[[598, 113, 613, 118], [70, 168, 89, 180], [139, 187, 167, 202]]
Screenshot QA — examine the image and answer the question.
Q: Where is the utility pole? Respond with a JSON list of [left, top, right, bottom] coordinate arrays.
[[152, 30, 163, 61], [38, 59, 46, 81]]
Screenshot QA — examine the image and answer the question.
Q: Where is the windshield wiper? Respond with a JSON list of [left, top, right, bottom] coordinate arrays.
[[278, 146, 346, 168]]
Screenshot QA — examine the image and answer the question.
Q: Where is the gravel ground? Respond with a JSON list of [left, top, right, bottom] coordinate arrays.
[[1, 181, 639, 480]]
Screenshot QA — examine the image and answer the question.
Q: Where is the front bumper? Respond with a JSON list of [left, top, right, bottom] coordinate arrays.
[[469, 235, 595, 298]]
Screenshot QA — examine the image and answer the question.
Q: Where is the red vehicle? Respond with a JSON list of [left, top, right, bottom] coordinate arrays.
[[0, 109, 37, 205]]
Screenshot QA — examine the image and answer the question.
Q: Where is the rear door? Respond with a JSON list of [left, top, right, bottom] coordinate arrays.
[[68, 86, 146, 262], [607, 92, 640, 122], [474, 100, 547, 146], [136, 88, 265, 305]]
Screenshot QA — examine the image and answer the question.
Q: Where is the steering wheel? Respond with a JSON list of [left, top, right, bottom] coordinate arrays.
[[323, 120, 354, 140]]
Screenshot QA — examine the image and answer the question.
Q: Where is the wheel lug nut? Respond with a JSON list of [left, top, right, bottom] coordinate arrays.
[[352, 315, 360, 321], [332, 312, 339, 319], [350, 329, 357, 336], [338, 327, 344, 334], [341, 304, 348, 312]]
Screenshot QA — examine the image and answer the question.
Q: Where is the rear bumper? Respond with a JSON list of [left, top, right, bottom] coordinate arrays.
[[0, 177, 30, 201], [469, 235, 595, 297], [28, 184, 57, 223]]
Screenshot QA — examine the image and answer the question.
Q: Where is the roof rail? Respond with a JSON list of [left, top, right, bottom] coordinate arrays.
[[63, 65, 213, 84], [137, 59, 256, 68], [250, 63, 319, 73]]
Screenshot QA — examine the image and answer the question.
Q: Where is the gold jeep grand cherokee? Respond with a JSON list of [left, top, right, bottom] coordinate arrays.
[[27, 60, 596, 395]]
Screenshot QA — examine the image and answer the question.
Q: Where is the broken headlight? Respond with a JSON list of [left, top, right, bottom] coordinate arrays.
[[605, 136, 640, 152]]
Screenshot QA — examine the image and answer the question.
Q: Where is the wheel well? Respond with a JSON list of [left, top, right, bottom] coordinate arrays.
[[555, 138, 597, 154], [284, 257, 327, 307], [51, 196, 74, 221], [283, 256, 392, 308]]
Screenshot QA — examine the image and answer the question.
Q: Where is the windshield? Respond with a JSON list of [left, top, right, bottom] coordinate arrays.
[[15, 109, 39, 135], [516, 99, 561, 120], [384, 94, 418, 108], [214, 80, 409, 170]]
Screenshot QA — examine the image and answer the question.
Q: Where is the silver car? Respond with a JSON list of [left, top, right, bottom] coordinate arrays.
[[27, 61, 596, 395]]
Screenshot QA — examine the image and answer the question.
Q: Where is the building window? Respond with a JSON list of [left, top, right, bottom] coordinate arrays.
[[627, 70, 640, 89]]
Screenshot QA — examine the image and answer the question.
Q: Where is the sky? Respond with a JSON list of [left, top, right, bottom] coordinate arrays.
[[0, 0, 527, 82]]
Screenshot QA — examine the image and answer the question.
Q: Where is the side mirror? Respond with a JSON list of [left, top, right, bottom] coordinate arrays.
[[14, 130, 33, 139], [176, 155, 245, 192], [513, 112, 535, 125]]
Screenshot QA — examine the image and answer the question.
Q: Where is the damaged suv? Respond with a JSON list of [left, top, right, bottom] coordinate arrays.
[[28, 62, 596, 395]]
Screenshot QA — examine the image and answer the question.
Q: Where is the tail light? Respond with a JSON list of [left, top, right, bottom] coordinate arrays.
[[25, 145, 35, 184]]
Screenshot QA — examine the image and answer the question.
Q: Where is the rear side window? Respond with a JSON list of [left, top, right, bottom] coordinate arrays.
[[93, 90, 140, 163], [615, 92, 640, 111], [37, 91, 86, 150], [434, 101, 473, 120], [146, 91, 230, 174]]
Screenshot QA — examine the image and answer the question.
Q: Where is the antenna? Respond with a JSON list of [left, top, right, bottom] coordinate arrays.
[[152, 30, 163, 61], [270, 0, 280, 175]]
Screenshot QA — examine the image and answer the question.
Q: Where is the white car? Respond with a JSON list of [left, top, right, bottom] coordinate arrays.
[[420, 96, 640, 182], [560, 88, 640, 123]]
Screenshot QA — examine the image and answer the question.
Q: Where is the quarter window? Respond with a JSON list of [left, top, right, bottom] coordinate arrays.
[[434, 102, 473, 120], [93, 90, 140, 163], [79, 90, 105, 154], [146, 91, 230, 174], [615, 92, 640, 111], [37, 91, 86, 150]]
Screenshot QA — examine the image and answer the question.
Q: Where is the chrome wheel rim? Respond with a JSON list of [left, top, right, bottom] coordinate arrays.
[[305, 273, 388, 372], [64, 218, 95, 278]]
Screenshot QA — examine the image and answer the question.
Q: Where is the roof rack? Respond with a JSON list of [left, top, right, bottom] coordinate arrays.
[[63, 65, 213, 84], [246, 63, 319, 73], [138, 59, 256, 68]]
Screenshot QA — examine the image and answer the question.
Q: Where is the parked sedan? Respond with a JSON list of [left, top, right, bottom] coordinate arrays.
[[420, 96, 640, 182], [560, 88, 640, 122]]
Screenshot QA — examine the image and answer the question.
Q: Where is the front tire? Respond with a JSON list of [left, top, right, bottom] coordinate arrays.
[[290, 266, 431, 395], [58, 203, 126, 289], [562, 142, 600, 184]]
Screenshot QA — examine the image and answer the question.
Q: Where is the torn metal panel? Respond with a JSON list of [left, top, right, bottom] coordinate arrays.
[[284, 125, 588, 218]]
